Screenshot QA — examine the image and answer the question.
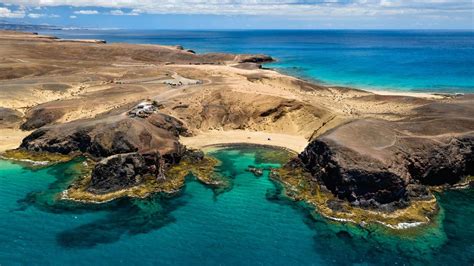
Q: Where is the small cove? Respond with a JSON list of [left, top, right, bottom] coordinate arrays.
[[0, 146, 472, 265]]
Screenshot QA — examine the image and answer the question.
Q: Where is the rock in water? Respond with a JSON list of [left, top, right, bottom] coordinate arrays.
[[246, 166, 264, 177], [299, 96, 474, 205]]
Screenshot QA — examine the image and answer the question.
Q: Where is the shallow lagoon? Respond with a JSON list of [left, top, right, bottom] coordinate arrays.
[[0, 146, 472, 265]]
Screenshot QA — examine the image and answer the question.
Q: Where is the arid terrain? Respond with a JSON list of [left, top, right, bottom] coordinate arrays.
[[1, 30, 472, 227]]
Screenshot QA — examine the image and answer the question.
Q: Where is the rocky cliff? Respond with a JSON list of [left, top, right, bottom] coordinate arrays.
[[298, 96, 474, 208], [20, 108, 188, 193]]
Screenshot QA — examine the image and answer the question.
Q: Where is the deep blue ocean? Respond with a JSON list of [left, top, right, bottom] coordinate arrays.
[[39, 29, 474, 93], [0, 147, 473, 265]]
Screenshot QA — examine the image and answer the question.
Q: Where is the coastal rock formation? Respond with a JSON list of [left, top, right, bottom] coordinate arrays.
[[20, 112, 187, 157], [299, 96, 474, 207], [235, 54, 274, 63], [0, 107, 22, 128], [20, 109, 189, 192], [246, 166, 264, 177], [88, 152, 162, 194]]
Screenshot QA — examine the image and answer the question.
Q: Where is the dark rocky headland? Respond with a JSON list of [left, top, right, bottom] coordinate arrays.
[[300, 97, 473, 207]]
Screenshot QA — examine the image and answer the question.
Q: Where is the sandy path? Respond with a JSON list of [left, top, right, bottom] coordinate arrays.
[[180, 130, 309, 153]]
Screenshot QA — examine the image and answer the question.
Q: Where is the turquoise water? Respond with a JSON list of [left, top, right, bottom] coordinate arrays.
[[38, 30, 474, 93], [0, 146, 473, 265]]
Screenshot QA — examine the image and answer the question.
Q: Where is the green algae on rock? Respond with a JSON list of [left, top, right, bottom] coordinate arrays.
[[0, 149, 75, 167], [167, 155, 225, 187], [270, 164, 439, 230], [63, 163, 185, 204], [2, 145, 471, 265], [62, 151, 225, 204], [253, 146, 296, 165]]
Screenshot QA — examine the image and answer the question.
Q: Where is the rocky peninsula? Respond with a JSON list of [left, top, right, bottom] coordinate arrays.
[[0, 30, 472, 228]]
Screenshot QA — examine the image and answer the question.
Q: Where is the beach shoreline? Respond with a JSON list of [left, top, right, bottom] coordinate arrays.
[[263, 67, 456, 100], [363, 88, 447, 99], [180, 130, 308, 153], [0, 129, 31, 153]]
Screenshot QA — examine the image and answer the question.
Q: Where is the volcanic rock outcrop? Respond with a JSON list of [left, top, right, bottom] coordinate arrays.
[[88, 152, 162, 194], [298, 96, 474, 208], [20, 111, 188, 193]]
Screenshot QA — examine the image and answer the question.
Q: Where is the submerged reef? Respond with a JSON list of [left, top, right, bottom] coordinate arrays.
[[166, 150, 227, 187]]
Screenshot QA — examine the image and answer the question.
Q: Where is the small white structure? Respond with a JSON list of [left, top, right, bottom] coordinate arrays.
[[128, 101, 159, 118]]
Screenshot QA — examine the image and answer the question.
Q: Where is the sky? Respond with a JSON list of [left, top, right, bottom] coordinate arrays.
[[0, 1, 472, 29]]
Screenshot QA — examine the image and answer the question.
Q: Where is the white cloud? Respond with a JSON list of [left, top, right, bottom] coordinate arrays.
[[73, 9, 99, 15], [0, 7, 25, 18], [109, 9, 124, 15], [27, 12, 43, 18], [69, 15, 77, 18], [109, 9, 140, 16], [1, 1, 472, 17], [27, 12, 60, 18]]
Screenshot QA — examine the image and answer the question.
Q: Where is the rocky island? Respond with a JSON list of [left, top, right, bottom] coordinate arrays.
[[0, 30, 472, 228]]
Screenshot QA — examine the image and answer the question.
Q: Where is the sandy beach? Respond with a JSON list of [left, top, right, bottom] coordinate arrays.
[[180, 130, 308, 153], [0, 129, 31, 152], [364, 89, 446, 99]]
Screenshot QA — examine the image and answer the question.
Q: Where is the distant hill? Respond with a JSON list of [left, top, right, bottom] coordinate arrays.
[[0, 20, 61, 31]]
